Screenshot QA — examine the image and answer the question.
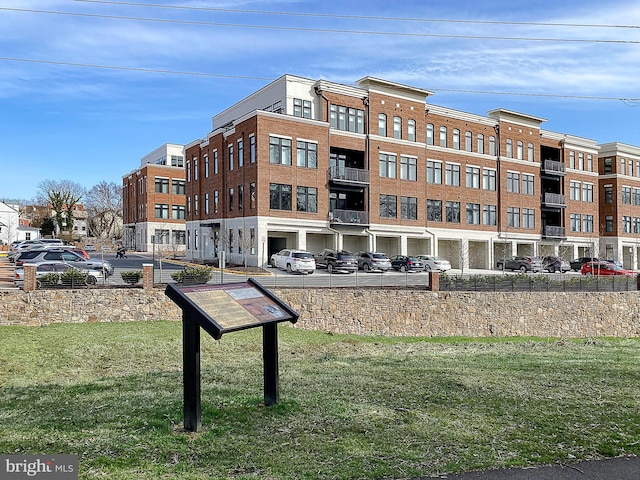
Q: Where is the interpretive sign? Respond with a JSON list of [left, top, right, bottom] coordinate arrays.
[[165, 278, 299, 432]]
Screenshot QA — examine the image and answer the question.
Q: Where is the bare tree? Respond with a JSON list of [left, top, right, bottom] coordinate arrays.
[[37, 180, 85, 236], [85, 181, 123, 239]]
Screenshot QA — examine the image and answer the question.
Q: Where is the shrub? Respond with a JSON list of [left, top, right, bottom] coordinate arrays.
[[60, 269, 89, 287], [120, 270, 143, 284], [171, 265, 213, 284]]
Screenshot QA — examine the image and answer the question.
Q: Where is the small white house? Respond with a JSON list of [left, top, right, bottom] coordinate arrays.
[[0, 202, 39, 245]]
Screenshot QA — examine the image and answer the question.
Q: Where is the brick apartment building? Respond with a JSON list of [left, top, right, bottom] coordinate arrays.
[[124, 74, 640, 269], [122, 144, 186, 253]]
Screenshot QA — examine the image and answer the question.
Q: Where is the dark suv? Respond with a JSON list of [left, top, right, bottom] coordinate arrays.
[[313, 249, 358, 274], [496, 256, 543, 273], [569, 257, 600, 272]]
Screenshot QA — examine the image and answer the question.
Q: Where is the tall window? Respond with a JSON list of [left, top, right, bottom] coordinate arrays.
[[205, 193, 209, 215], [296, 141, 317, 168], [583, 215, 594, 233], [400, 156, 417, 181], [507, 207, 520, 228], [250, 136, 256, 163], [250, 182, 256, 209], [393, 116, 402, 139], [483, 205, 497, 226], [194, 194, 198, 214], [570, 181, 581, 201], [228, 188, 234, 211], [330, 104, 364, 133], [228, 145, 234, 171], [427, 199, 442, 222], [426, 124, 434, 145], [623, 216, 631, 233], [604, 158, 613, 174], [483, 168, 496, 190], [379, 194, 397, 218], [296, 186, 318, 213], [213, 150, 219, 174], [517, 141, 524, 160], [238, 139, 244, 167], [527, 143, 534, 161], [622, 186, 632, 205], [477, 134, 485, 154], [505, 139, 513, 158], [426, 161, 442, 184], [605, 215, 614, 232], [154, 177, 169, 193], [269, 136, 292, 165], [489, 136, 496, 156], [439, 126, 447, 147], [238, 185, 244, 210], [446, 201, 460, 223], [269, 183, 292, 210], [570, 213, 581, 232], [293, 98, 311, 118], [633, 187, 640, 206], [507, 172, 520, 193], [522, 208, 535, 229], [465, 166, 480, 189], [604, 185, 613, 203], [378, 114, 387, 136], [194, 158, 198, 180], [408, 119, 416, 142], [522, 174, 534, 195], [214, 191, 219, 213], [401, 196, 417, 220], [452, 129, 460, 150], [379, 153, 397, 178], [445, 163, 460, 186], [204, 154, 209, 177], [634, 218, 640, 234], [465, 131, 472, 152], [578, 153, 584, 171], [466, 203, 480, 224], [569, 151, 575, 169]]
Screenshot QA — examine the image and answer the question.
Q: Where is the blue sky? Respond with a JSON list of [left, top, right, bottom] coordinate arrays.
[[2, 0, 640, 202]]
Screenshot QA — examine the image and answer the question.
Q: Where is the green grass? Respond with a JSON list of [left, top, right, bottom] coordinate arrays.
[[1, 322, 639, 479]]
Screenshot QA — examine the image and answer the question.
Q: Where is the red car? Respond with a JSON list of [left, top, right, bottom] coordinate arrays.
[[581, 262, 636, 277]]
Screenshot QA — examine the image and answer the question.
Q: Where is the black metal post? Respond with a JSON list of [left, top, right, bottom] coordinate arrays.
[[183, 314, 201, 432], [262, 323, 279, 406]]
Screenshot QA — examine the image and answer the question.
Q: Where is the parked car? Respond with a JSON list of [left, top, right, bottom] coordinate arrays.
[[581, 262, 636, 277], [390, 255, 425, 272], [269, 249, 316, 274], [84, 244, 97, 252], [569, 257, 600, 271], [356, 252, 392, 272], [496, 256, 543, 273], [542, 256, 570, 273], [415, 255, 451, 272], [14, 261, 104, 288], [313, 249, 357, 274], [14, 248, 114, 276]]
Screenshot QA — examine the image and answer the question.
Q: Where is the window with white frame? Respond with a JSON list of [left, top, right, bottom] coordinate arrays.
[[505, 139, 513, 158], [583, 215, 594, 233], [400, 156, 417, 181], [477, 134, 485, 154], [522, 208, 535, 229], [483, 168, 496, 190], [426, 124, 434, 145], [521, 174, 534, 195], [452, 129, 460, 150], [426, 160, 442, 184], [296, 140, 317, 168], [506, 172, 519, 193], [379, 153, 397, 178], [570, 213, 581, 232], [465, 166, 480, 188], [570, 181, 581, 201], [269, 136, 292, 165], [465, 131, 472, 152], [378, 114, 386, 136], [439, 126, 447, 147], [466, 203, 480, 224], [393, 116, 402, 139], [446, 163, 460, 186], [582, 183, 594, 202], [408, 119, 416, 142], [446, 201, 460, 223], [507, 207, 520, 227], [622, 186, 631, 204], [483, 205, 497, 226]]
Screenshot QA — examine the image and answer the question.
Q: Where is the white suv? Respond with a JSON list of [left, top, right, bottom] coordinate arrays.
[[269, 249, 316, 274]]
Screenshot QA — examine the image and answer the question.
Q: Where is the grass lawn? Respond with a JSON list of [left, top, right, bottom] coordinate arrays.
[[1, 321, 639, 479]]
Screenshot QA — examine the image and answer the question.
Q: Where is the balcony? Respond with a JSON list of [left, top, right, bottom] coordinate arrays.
[[328, 166, 370, 184], [542, 159, 566, 176], [330, 209, 369, 226], [542, 192, 566, 207], [543, 226, 566, 239]]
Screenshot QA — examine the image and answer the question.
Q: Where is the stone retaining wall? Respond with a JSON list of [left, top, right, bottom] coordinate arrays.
[[1, 288, 639, 338]]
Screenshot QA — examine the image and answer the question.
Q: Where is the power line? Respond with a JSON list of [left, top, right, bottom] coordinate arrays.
[[2, 56, 638, 102], [71, 0, 640, 31], [3, 7, 640, 45]]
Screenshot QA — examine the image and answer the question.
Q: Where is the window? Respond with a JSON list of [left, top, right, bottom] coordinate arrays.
[[570, 181, 581, 201], [173, 230, 186, 245], [507, 207, 520, 227], [330, 104, 364, 133], [569, 151, 575, 169], [620, 158, 626, 175], [427, 199, 442, 222], [171, 155, 184, 167], [583, 183, 594, 202], [604, 185, 613, 204], [204, 154, 209, 177], [439, 126, 447, 147], [505, 139, 513, 158], [622, 186, 631, 205], [427, 161, 442, 184], [522, 174, 535, 195], [400, 156, 417, 181], [250, 228, 256, 255], [446, 201, 460, 223], [635, 218, 640, 234], [238, 139, 244, 167], [623, 216, 631, 233], [293, 98, 311, 118], [269, 136, 292, 165], [172, 205, 186, 220], [214, 191, 219, 213], [466, 203, 480, 224], [629, 159, 634, 176], [587, 154, 593, 172], [228, 145, 234, 171], [269, 183, 292, 210], [426, 124, 434, 145], [205, 193, 209, 215], [465, 131, 472, 152], [154, 204, 169, 219], [507, 172, 520, 193], [477, 134, 485, 154], [604, 158, 613, 174], [583, 215, 594, 233], [489, 136, 496, 156], [522, 208, 535, 229], [570, 213, 581, 232], [408, 119, 416, 142], [578, 153, 584, 170], [483, 168, 496, 190], [445, 163, 460, 186], [172, 179, 185, 195], [250, 136, 256, 163], [378, 114, 386, 136], [527, 143, 534, 162], [297, 186, 318, 213], [380, 194, 397, 218], [228, 188, 234, 211], [379, 153, 397, 178], [155, 177, 169, 193], [194, 158, 198, 181], [517, 141, 523, 160], [452, 129, 460, 150], [238, 185, 243, 210], [393, 116, 402, 139], [605, 215, 614, 232], [213, 150, 219, 174], [483, 205, 497, 226], [154, 229, 170, 245], [633, 187, 640, 206], [465, 166, 480, 189], [401, 196, 417, 220], [296, 141, 317, 168]]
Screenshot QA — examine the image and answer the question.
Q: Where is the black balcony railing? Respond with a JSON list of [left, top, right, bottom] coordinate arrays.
[[328, 166, 370, 183], [330, 209, 369, 225]]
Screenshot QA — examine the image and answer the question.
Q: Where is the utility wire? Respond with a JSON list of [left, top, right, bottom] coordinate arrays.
[[71, 0, 640, 31], [2, 7, 640, 45], [2, 56, 638, 102]]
